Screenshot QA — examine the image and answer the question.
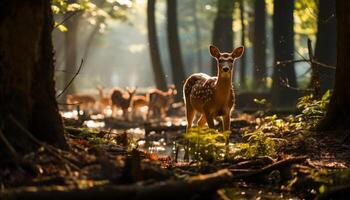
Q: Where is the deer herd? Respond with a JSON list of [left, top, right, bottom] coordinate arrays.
[[64, 45, 244, 130], [65, 84, 178, 121]]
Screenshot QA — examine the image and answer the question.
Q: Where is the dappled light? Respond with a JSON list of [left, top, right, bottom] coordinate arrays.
[[1, 0, 350, 200]]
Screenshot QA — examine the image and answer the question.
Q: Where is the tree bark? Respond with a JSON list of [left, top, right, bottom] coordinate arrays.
[[147, 0, 167, 91], [253, 0, 267, 89], [314, 0, 336, 94], [271, 0, 297, 107], [0, 0, 68, 156], [211, 0, 235, 74], [318, 0, 350, 130], [167, 0, 187, 102], [192, 1, 203, 72], [239, 0, 247, 89]]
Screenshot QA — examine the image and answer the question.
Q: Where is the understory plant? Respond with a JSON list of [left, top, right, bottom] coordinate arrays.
[[184, 127, 230, 164]]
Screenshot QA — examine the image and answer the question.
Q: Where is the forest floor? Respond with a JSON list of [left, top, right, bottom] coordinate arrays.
[[1, 110, 350, 200]]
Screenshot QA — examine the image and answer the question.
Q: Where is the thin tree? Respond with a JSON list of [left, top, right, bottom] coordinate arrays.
[[271, 0, 297, 107], [192, 0, 203, 72], [211, 0, 235, 74], [239, 0, 247, 89], [253, 0, 267, 89], [314, 0, 336, 94], [167, 0, 187, 101], [318, 0, 350, 130], [147, 0, 167, 91], [0, 0, 68, 156]]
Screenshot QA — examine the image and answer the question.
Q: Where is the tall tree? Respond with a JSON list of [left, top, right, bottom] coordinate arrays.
[[314, 0, 336, 93], [271, 0, 297, 107], [192, 1, 203, 72], [167, 0, 187, 101], [211, 0, 235, 74], [239, 0, 247, 89], [253, 0, 267, 89], [0, 0, 68, 156], [147, 0, 167, 91], [318, 0, 350, 130]]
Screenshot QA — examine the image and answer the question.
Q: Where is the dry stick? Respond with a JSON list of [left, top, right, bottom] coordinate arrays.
[[8, 115, 80, 171], [56, 59, 84, 99], [230, 156, 307, 179], [0, 169, 233, 200]]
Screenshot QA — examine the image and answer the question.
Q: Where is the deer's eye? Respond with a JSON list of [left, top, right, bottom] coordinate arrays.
[[218, 60, 224, 63]]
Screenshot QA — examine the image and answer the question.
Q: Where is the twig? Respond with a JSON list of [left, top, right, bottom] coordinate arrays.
[[54, 11, 80, 29], [230, 156, 307, 179], [56, 59, 84, 98]]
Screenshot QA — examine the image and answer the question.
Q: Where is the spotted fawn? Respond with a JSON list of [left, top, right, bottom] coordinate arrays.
[[183, 45, 244, 132]]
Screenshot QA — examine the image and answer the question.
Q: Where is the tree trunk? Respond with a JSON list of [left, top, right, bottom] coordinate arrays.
[[0, 0, 68, 156], [271, 0, 297, 107], [64, 11, 79, 95], [315, 0, 337, 94], [147, 0, 167, 91], [192, 1, 203, 72], [239, 0, 247, 89], [167, 0, 186, 102], [253, 0, 267, 90], [318, 0, 350, 130], [211, 0, 235, 74]]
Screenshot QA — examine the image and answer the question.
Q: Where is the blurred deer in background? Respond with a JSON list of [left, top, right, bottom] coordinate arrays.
[[96, 86, 111, 113], [147, 85, 177, 120], [111, 87, 136, 120], [131, 93, 149, 120], [66, 93, 96, 112], [183, 45, 244, 132]]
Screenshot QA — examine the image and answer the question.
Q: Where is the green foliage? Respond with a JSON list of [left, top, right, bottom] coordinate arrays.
[[235, 115, 286, 158], [52, 0, 133, 32], [296, 90, 331, 128], [184, 127, 230, 164]]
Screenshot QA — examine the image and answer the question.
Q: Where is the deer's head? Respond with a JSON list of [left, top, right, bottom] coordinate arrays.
[[209, 45, 244, 78]]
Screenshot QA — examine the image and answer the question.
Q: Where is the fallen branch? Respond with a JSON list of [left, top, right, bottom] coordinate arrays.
[[0, 169, 233, 200], [231, 156, 307, 179]]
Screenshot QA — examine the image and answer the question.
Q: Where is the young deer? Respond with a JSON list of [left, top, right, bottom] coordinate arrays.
[[111, 87, 136, 120], [183, 45, 244, 131], [96, 86, 111, 112], [66, 93, 96, 111], [147, 85, 177, 120]]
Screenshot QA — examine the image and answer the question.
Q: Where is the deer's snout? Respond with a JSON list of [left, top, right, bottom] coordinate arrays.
[[223, 66, 230, 72]]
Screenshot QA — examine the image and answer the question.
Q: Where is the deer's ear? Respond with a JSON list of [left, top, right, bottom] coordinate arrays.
[[232, 46, 244, 59], [209, 45, 220, 59]]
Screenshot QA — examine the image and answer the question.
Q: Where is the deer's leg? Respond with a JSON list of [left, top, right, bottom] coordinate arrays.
[[197, 114, 207, 127], [185, 104, 195, 131], [223, 114, 231, 131], [204, 110, 214, 129]]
